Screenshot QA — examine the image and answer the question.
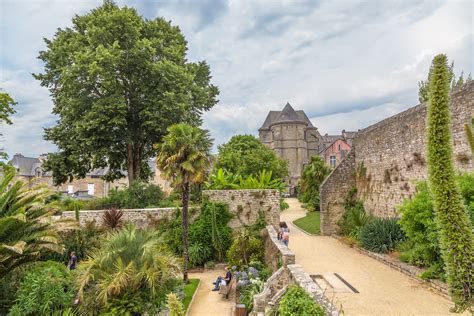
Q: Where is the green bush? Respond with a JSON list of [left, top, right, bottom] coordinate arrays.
[[83, 180, 167, 210], [298, 156, 331, 211], [278, 285, 324, 316], [239, 279, 264, 312], [226, 229, 264, 269], [359, 218, 405, 253], [457, 172, 474, 223], [205, 168, 284, 190], [338, 187, 373, 238], [165, 201, 233, 265], [398, 182, 441, 268], [9, 261, 75, 315]]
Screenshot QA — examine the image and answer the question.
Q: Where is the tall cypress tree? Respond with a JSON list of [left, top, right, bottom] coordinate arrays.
[[426, 54, 474, 311]]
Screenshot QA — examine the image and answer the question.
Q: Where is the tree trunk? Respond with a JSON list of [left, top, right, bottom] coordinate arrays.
[[126, 143, 141, 186], [182, 182, 190, 284]]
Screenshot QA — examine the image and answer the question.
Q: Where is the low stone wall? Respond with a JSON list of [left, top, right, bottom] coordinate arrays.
[[203, 189, 280, 229], [252, 265, 340, 316], [252, 225, 339, 315], [61, 207, 177, 227], [263, 225, 295, 271], [320, 151, 356, 235]]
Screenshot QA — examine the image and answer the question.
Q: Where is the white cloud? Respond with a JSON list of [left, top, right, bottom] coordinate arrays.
[[0, 0, 472, 157]]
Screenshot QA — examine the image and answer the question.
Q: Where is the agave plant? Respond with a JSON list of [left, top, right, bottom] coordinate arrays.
[[0, 170, 76, 278], [102, 208, 124, 230], [76, 224, 181, 307]]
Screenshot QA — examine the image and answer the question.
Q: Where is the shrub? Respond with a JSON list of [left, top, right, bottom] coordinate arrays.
[[298, 156, 331, 211], [205, 168, 284, 190], [165, 201, 233, 265], [188, 243, 212, 267], [398, 182, 441, 267], [359, 218, 405, 253], [9, 261, 75, 315], [338, 194, 373, 238], [226, 229, 264, 269], [239, 279, 264, 312], [278, 285, 324, 316]]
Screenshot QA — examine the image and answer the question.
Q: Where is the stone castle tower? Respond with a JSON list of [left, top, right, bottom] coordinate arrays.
[[259, 103, 321, 185]]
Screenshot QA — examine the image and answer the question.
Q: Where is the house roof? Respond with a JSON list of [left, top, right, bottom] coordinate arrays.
[[259, 103, 315, 130]]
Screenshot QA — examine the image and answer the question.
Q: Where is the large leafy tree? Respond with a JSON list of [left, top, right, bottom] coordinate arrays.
[[214, 135, 288, 180], [0, 170, 76, 278], [35, 0, 218, 185], [426, 54, 473, 311], [298, 155, 331, 211], [155, 123, 212, 283], [0, 91, 16, 160]]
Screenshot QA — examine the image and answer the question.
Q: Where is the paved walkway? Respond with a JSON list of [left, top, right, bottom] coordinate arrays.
[[187, 270, 233, 316], [282, 198, 467, 316]]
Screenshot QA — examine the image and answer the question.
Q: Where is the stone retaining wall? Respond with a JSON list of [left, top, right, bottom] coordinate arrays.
[[251, 225, 339, 315], [320, 151, 356, 235], [263, 225, 295, 271], [203, 189, 280, 229], [61, 208, 177, 227]]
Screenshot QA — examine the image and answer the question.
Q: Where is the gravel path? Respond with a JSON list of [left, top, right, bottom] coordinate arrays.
[[282, 198, 467, 316], [187, 270, 233, 316]]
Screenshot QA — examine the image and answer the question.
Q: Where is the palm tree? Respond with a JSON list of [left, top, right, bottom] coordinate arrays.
[[0, 169, 76, 278], [76, 224, 181, 308], [155, 123, 212, 283]]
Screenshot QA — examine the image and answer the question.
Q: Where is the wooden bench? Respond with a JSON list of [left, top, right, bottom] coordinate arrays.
[[219, 278, 236, 299]]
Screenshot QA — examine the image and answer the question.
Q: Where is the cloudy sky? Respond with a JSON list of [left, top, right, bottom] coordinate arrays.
[[0, 0, 472, 157]]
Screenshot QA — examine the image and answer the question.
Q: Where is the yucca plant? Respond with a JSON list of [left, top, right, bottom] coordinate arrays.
[[359, 218, 405, 253], [0, 169, 76, 278], [102, 208, 124, 230], [76, 224, 181, 311]]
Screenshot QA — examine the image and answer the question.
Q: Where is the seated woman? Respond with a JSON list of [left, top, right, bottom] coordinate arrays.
[[212, 266, 232, 291]]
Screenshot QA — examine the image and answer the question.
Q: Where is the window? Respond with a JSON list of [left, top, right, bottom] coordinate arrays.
[[330, 155, 337, 167], [67, 185, 74, 194], [35, 168, 41, 177], [338, 144, 341, 151], [88, 184, 95, 196]]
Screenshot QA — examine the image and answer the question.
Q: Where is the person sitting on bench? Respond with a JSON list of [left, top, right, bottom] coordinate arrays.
[[212, 266, 232, 291]]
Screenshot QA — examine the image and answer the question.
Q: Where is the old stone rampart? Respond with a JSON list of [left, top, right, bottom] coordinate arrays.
[[203, 189, 280, 229], [320, 82, 473, 232]]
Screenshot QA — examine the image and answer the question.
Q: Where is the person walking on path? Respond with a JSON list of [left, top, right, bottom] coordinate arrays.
[[280, 222, 290, 247]]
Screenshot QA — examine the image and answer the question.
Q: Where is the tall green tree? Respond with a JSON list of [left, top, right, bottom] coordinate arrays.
[[298, 155, 331, 211], [155, 123, 212, 282], [426, 54, 474, 311], [34, 0, 218, 186], [214, 135, 288, 180], [418, 61, 472, 103], [0, 92, 16, 160]]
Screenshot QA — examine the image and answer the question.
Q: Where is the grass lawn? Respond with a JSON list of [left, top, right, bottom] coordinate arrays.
[[183, 278, 200, 311], [293, 211, 321, 235]]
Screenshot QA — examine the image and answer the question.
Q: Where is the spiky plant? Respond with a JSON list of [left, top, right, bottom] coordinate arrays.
[[102, 208, 124, 230], [426, 54, 474, 311], [166, 292, 185, 316], [0, 169, 76, 277], [76, 224, 181, 308]]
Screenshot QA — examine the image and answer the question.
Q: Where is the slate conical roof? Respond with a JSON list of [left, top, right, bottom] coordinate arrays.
[[271, 102, 307, 125]]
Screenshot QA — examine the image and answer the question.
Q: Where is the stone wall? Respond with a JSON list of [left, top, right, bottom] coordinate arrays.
[[320, 82, 473, 232], [61, 208, 177, 227], [202, 189, 280, 229], [353, 82, 473, 218], [320, 152, 356, 235], [263, 225, 295, 271]]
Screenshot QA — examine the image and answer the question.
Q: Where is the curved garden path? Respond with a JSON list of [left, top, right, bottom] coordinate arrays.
[[282, 198, 467, 316], [187, 270, 233, 316]]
